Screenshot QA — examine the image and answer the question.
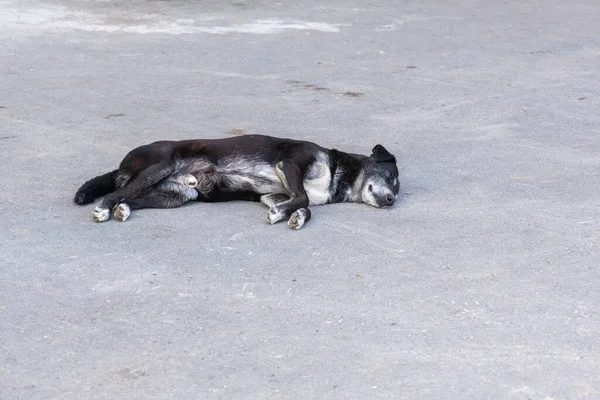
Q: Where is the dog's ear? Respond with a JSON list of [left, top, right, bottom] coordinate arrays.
[[371, 145, 396, 163]]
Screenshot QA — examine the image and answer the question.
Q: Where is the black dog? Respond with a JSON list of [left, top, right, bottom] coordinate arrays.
[[74, 135, 400, 229]]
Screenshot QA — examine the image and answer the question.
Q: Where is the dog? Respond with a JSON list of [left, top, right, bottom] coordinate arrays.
[[74, 134, 400, 229]]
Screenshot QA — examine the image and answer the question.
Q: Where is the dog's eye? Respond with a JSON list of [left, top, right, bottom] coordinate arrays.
[[368, 184, 373, 192]]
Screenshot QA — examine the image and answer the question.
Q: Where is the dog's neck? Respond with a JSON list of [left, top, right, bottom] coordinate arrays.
[[328, 149, 367, 203]]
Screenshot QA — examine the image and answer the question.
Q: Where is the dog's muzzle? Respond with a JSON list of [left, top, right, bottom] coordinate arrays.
[[373, 193, 395, 208]]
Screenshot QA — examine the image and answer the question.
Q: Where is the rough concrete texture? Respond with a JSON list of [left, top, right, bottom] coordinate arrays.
[[1, 0, 599, 399]]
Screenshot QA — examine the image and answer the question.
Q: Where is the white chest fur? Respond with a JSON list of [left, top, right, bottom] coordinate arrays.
[[303, 154, 332, 205]]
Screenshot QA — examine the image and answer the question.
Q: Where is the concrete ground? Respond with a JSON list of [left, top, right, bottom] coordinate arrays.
[[1, 0, 599, 398]]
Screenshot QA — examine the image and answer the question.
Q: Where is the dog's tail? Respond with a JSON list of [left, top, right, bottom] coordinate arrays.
[[74, 169, 119, 205]]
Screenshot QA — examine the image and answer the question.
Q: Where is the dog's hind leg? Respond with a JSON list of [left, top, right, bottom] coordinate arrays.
[[266, 161, 311, 228], [93, 162, 175, 222], [111, 181, 199, 222]]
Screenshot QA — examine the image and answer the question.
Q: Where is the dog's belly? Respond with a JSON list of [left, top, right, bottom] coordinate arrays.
[[224, 168, 283, 193], [180, 157, 283, 195]]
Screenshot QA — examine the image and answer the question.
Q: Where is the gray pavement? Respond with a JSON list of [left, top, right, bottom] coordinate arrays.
[[1, 0, 600, 398]]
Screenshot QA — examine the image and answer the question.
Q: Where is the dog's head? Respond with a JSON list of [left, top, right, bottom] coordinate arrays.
[[360, 144, 400, 208]]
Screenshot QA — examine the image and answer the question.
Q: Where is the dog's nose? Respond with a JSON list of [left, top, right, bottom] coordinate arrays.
[[385, 194, 395, 205]]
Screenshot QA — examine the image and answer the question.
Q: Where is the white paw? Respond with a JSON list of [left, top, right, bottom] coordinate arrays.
[[178, 174, 198, 188], [113, 203, 131, 222], [266, 206, 285, 225], [288, 208, 311, 230], [93, 206, 110, 222]]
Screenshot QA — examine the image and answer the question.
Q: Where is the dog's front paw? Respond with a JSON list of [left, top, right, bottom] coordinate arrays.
[[288, 208, 311, 230], [93, 206, 110, 222], [113, 203, 131, 222], [266, 205, 286, 225], [178, 174, 198, 188]]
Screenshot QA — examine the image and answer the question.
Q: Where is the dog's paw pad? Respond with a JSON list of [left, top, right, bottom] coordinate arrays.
[[267, 206, 285, 225], [179, 174, 198, 188], [113, 203, 131, 222], [288, 208, 311, 230], [93, 206, 110, 222]]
